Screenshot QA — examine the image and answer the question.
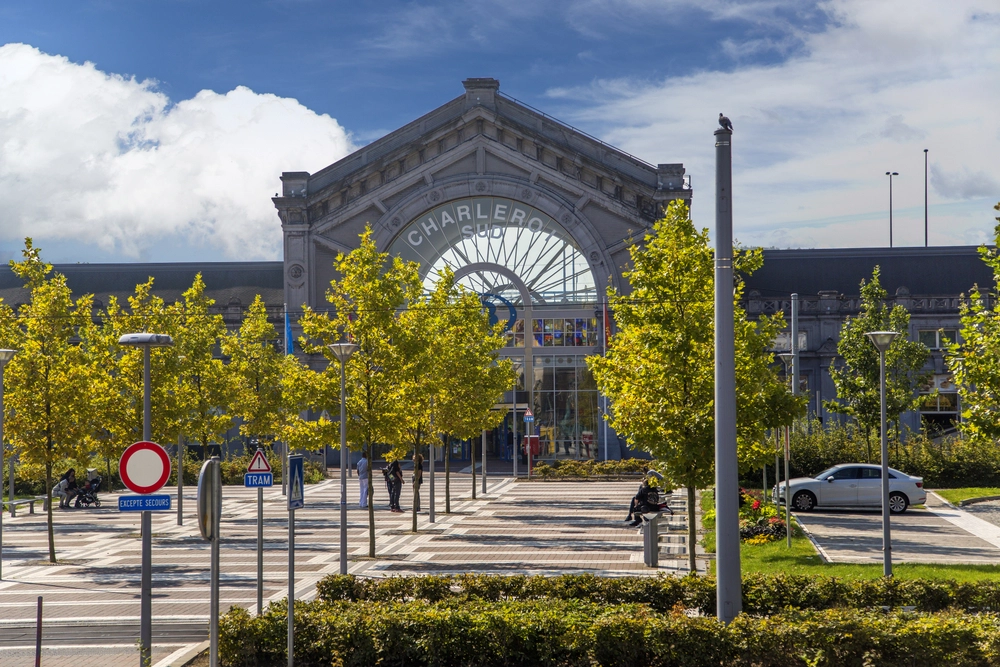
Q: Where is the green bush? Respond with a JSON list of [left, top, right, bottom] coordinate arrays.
[[533, 458, 659, 480], [313, 573, 1000, 616], [220, 594, 1000, 667]]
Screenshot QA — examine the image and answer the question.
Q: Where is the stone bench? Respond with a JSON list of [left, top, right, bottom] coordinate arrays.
[[4, 496, 46, 517]]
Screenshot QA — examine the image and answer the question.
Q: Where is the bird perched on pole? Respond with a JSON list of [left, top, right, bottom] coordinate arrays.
[[719, 113, 733, 131]]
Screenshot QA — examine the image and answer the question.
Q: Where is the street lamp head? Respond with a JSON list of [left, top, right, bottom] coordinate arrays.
[[0, 349, 16, 365], [776, 352, 794, 371], [328, 342, 360, 363], [119, 333, 174, 347], [865, 331, 899, 354]]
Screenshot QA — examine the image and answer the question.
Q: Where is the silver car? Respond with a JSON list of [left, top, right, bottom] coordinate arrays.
[[773, 463, 925, 513]]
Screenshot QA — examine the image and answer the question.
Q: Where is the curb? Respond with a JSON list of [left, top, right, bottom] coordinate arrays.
[[959, 494, 1000, 507], [153, 640, 209, 667]]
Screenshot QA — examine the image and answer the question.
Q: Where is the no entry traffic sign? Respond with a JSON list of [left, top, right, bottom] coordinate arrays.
[[119, 441, 171, 495]]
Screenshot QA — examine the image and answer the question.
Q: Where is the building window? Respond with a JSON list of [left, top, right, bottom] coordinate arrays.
[[919, 373, 959, 434], [918, 329, 958, 349]]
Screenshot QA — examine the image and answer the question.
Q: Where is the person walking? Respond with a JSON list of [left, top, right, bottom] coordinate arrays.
[[357, 451, 369, 508], [412, 453, 424, 512], [385, 458, 403, 512]]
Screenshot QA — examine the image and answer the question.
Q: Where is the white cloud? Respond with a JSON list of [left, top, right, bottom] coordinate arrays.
[[0, 43, 353, 260], [550, 0, 1000, 249]]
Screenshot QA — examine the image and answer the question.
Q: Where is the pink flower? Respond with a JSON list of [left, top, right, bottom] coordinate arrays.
[[752, 500, 761, 511]]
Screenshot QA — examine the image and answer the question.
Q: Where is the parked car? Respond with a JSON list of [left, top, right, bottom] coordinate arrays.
[[773, 463, 925, 513]]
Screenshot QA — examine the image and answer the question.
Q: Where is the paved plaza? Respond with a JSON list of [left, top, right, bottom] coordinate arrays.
[[0, 474, 697, 666], [794, 492, 1000, 564]]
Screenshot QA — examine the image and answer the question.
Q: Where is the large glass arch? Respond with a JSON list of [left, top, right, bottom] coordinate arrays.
[[387, 196, 597, 305]]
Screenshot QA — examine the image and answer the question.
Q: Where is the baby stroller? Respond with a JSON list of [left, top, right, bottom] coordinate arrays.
[[74, 470, 102, 508]]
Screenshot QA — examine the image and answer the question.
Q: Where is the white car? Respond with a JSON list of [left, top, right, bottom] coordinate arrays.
[[773, 463, 926, 513]]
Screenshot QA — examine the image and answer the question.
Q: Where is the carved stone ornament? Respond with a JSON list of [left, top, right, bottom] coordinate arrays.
[[429, 190, 441, 202], [288, 264, 304, 280], [475, 180, 488, 192], [561, 214, 572, 225], [391, 217, 401, 228], [589, 251, 600, 262], [521, 188, 533, 200]]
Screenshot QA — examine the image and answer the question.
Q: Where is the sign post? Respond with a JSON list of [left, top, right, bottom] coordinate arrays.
[[523, 410, 534, 479], [197, 457, 222, 667], [286, 455, 304, 667], [244, 449, 272, 614], [118, 439, 172, 667]]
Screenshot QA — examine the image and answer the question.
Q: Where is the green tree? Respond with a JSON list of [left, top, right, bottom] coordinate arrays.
[[222, 295, 310, 453], [3, 240, 94, 562], [170, 275, 235, 457], [431, 269, 515, 513], [945, 203, 1000, 442], [299, 228, 420, 557], [826, 267, 929, 459], [587, 201, 792, 572], [82, 279, 181, 487]]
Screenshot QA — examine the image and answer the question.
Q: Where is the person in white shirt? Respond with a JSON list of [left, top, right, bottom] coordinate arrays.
[[357, 451, 369, 508]]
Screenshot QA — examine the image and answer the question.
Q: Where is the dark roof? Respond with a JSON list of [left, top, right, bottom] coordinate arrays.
[[0, 262, 284, 310], [745, 246, 994, 298]]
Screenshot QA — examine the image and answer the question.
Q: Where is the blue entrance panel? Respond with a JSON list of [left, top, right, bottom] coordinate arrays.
[[119, 494, 172, 512], [244, 472, 273, 488]]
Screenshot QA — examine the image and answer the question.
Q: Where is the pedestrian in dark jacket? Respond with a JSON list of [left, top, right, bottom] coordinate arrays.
[[385, 459, 403, 512]]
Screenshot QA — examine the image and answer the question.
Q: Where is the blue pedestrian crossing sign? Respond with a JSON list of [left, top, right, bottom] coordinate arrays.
[[287, 455, 304, 510], [523, 408, 534, 423]]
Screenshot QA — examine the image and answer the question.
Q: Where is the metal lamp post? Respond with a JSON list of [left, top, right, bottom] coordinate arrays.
[[0, 349, 16, 580], [885, 171, 899, 248], [328, 342, 359, 575], [777, 352, 794, 548], [924, 150, 929, 247], [865, 331, 899, 577], [118, 332, 173, 667]]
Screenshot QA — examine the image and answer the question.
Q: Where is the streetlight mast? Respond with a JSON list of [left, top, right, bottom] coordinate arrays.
[[885, 171, 899, 248]]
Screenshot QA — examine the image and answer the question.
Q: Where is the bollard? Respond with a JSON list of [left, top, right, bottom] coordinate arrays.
[[642, 515, 660, 568], [35, 595, 42, 667]]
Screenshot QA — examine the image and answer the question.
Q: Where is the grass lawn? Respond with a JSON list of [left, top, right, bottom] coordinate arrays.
[[933, 487, 1000, 505], [701, 490, 1000, 582]]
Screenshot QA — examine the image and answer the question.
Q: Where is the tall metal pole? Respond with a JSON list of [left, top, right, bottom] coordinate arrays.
[[339, 358, 348, 575], [714, 126, 741, 623], [791, 294, 799, 399], [287, 506, 295, 667], [879, 348, 892, 577], [886, 171, 898, 248], [209, 461, 220, 667], [924, 149, 929, 247], [428, 406, 435, 523], [140, 346, 152, 667], [784, 426, 791, 548], [257, 482, 263, 615], [0, 360, 6, 580], [177, 435, 184, 526], [481, 428, 487, 496]]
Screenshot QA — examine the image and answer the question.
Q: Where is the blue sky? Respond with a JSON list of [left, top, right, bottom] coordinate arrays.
[[0, 0, 997, 263]]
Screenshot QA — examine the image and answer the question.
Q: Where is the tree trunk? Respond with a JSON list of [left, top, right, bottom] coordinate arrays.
[[444, 434, 451, 514], [106, 457, 113, 493], [412, 471, 419, 533], [687, 485, 697, 574], [45, 461, 56, 563], [367, 443, 376, 558]]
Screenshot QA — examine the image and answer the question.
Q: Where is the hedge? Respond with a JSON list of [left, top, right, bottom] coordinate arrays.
[[314, 573, 1000, 615], [220, 597, 1000, 666], [532, 458, 653, 480]]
